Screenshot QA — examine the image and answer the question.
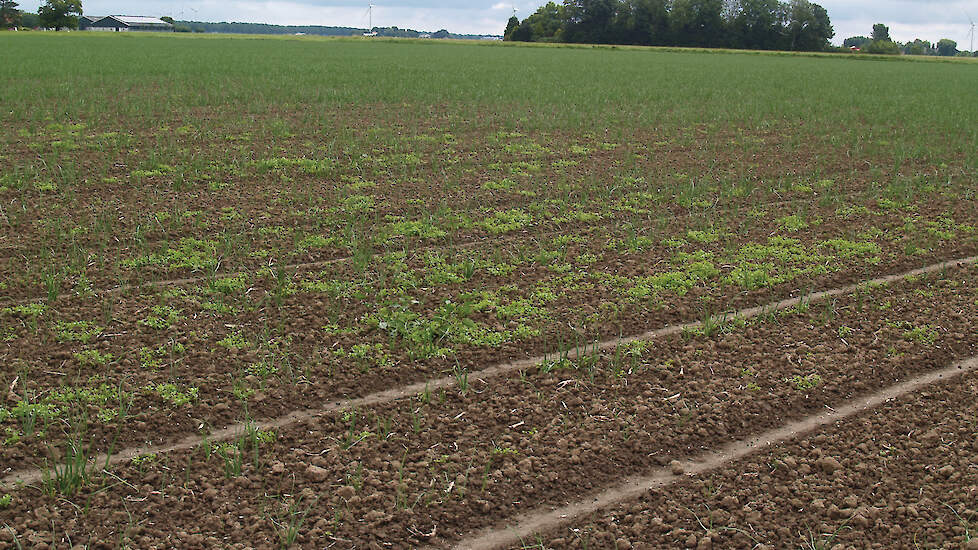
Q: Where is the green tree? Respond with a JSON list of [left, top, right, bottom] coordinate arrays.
[[494, 0, 835, 51], [842, 35, 870, 49], [625, 0, 670, 45], [562, 0, 623, 44], [730, 0, 785, 50], [503, 15, 520, 40], [903, 38, 932, 55], [871, 23, 890, 42], [522, 2, 566, 42], [38, 0, 82, 30], [785, 0, 832, 51], [0, 0, 20, 29], [511, 21, 534, 41], [670, 0, 726, 48], [936, 38, 957, 56], [864, 38, 900, 54], [861, 23, 900, 54]]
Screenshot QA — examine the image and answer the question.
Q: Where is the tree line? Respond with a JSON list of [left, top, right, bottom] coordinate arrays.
[[843, 24, 970, 57], [172, 22, 487, 40], [504, 0, 834, 51]]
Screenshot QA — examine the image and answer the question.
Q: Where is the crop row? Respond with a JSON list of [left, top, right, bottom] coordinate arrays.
[[1, 116, 970, 299], [1, 193, 975, 464], [2, 261, 977, 547]]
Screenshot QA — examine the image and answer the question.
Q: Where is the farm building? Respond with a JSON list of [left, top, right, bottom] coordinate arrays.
[[78, 16, 103, 29], [80, 16, 174, 32]]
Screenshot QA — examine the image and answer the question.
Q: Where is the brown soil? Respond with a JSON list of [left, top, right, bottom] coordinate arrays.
[[1, 262, 976, 549], [3, 105, 977, 550], [504, 364, 978, 550]]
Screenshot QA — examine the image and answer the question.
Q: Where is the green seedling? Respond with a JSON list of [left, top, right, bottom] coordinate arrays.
[[787, 373, 822, 391], [55, 321, 103, 343]]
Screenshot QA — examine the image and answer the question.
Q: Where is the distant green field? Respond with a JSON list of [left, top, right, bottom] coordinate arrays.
[[1, 33, 976, 150]]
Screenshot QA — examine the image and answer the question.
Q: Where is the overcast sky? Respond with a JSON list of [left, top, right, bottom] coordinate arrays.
[[17, 0, 978, 47]]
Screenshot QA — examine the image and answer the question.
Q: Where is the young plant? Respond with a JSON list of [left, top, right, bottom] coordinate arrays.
[[41, 437, 92, 498], [215, 442, 243, 478], [453, 363, 470, 395], [271, 491, 317, 549]]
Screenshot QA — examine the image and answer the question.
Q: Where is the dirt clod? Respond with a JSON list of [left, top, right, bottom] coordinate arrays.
[[337, 485, 356, 500], [816, 456, 843, 474], [305, 464, 328, 482]]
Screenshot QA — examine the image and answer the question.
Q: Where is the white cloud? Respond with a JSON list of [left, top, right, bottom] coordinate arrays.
[[816, 0, 976, 45]]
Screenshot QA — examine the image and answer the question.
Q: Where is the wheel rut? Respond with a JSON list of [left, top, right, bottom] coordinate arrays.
[[448, 356, 978, 550], [1, 254, 975, 489]]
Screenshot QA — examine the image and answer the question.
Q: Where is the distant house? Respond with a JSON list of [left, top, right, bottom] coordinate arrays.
[[82, 15, 174, 32]]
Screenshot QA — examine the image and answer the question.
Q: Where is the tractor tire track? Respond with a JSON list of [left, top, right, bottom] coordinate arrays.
[[448, 355, 978, 550]]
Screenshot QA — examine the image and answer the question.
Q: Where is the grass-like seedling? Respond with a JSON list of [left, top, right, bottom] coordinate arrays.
[[41, 438, 92, 498], [801, 518, 852, 550], [270, 490, 317, 549]]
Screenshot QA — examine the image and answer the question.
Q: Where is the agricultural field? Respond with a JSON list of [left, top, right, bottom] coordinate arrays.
[[0, 32, 977, 548]]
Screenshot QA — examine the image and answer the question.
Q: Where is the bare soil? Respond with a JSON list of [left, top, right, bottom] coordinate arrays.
[[2, 262, 977, 549]]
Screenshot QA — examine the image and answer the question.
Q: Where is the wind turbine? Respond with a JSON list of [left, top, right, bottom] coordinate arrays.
[[178, 4, 198, 21], [362, 4, 377, 36], [967, 12, 975, 53]]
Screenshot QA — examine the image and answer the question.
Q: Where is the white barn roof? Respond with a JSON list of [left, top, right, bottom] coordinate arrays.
[[111, 16, 171, 26]]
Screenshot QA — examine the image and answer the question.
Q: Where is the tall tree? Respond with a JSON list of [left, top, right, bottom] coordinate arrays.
[[503, 15, 520, 41], [629, 0, 670, 45], [870, 23, 890, 42], [730, 0, 784, 50], [562, 0, 623, 44], [19, 10, 37, 27], [936, 38, 957, 56], [0, 0, 20, 29], [511, 21, 534, 41], [38, 0, 82, 30], [785, 0, 832, 51], [521, 2, 566, 42], [671, 0, 726, 48]]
